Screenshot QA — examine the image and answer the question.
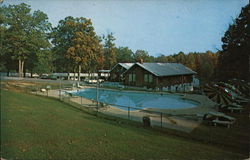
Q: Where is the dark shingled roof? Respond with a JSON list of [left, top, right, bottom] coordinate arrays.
[[129, 63, 196, 76], [110, 63, 134, 71], [118, 63, 134, 70]]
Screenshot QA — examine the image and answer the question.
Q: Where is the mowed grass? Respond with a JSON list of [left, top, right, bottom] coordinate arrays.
[[0, 89, 245, 160]]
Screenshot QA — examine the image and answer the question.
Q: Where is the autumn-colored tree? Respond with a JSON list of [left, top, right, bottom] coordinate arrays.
[[185, 53, 196, 70], [173, 52, 186, 65], [152, 50, 219, 85], [65, 18, 103, 81]]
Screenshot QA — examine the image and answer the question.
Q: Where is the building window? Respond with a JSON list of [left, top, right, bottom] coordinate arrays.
[[144, 73, 153, 83], [149, 74, 153, 83], [129, 73, 136, 82], [144, 74, 148, 82]]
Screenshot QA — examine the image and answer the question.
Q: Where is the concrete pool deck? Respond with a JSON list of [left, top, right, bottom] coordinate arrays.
[[36, 87, 217, 133], [146, 93, 218, 115]]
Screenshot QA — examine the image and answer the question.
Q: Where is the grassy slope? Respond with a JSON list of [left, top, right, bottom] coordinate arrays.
[[0, 89, 244, 160]]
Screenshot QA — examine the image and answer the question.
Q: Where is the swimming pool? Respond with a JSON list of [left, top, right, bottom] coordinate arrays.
[[72, 88, 199, 110]]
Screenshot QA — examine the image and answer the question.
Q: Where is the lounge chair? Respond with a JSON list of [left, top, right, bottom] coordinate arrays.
[[212, 118, 234, 128], [227, 106, 244, 113], [203, 112, 235, 128], [231, 103, 243, 108]]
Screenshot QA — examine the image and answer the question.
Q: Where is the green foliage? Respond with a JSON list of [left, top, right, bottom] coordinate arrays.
[[50, 16, 77, 72], [0, 2, 230, 85], [103, 33, 116, 69], [196, 51, 219, 84], [1, 3, 52, 76], [32, 49, 54, 75], [218, 4, 249, 81], [115, 47, 134, 63], [133, 49, 153, 62], [51, 17, 103, 74]]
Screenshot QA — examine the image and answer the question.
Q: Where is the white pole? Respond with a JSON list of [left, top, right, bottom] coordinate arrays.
[[96, 74, 99, 111]]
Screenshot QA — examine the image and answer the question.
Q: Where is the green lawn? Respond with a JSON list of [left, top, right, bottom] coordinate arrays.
[[0, 89, 245, 160]]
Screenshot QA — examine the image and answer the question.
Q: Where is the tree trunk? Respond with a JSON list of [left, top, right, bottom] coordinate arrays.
[[21, 60, 24, 77], [18, 59, 24, 77], [73, 71, 76, 81], [19, 59, 21, 77], [78, 65, 81, 82]]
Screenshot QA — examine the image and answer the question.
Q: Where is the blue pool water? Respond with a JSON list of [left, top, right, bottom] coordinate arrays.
[[72, 88, 199, 110]]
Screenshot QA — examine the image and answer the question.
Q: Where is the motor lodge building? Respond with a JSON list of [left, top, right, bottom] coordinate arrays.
[[110, 62, 197, 92], [110, 63, 134, 82]]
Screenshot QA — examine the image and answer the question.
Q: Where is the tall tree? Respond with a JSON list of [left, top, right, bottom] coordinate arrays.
[[52, 17, 102, 81], [0, 5, 9, 72], [185, 53, 196, 70], [218, 4, 249, 81], [155, 54, 168, 63], [173, 52, 186, 65], [115, 47, 134, 63], [103, 33, 116, 69], [133, 49, 152, 62], [66, 18, 103, 81], [32, 49, 54, 76], [1, 3, 51, 77], [50, 16, 76, 73], [51, 17, 103, 77]]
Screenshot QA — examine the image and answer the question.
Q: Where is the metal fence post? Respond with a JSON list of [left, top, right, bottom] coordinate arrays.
[[128, 107, 130, 119], [59, 90, 61, 100], [209, 126, 212, 144], [96, 101, 99, 113], [59, 76, 62, 98], [160, 113, 163, 128]]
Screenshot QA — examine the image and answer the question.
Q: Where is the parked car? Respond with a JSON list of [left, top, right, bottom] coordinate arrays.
[[40, 74, 49, 79], [31, 73, 40, 78]]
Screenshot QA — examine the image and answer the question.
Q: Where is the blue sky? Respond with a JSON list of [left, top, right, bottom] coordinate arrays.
[[3, 0, 248, 56]]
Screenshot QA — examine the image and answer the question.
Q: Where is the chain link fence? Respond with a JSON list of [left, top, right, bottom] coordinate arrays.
[[34, 86, 202, 133], [2, 78, 249, 157]]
